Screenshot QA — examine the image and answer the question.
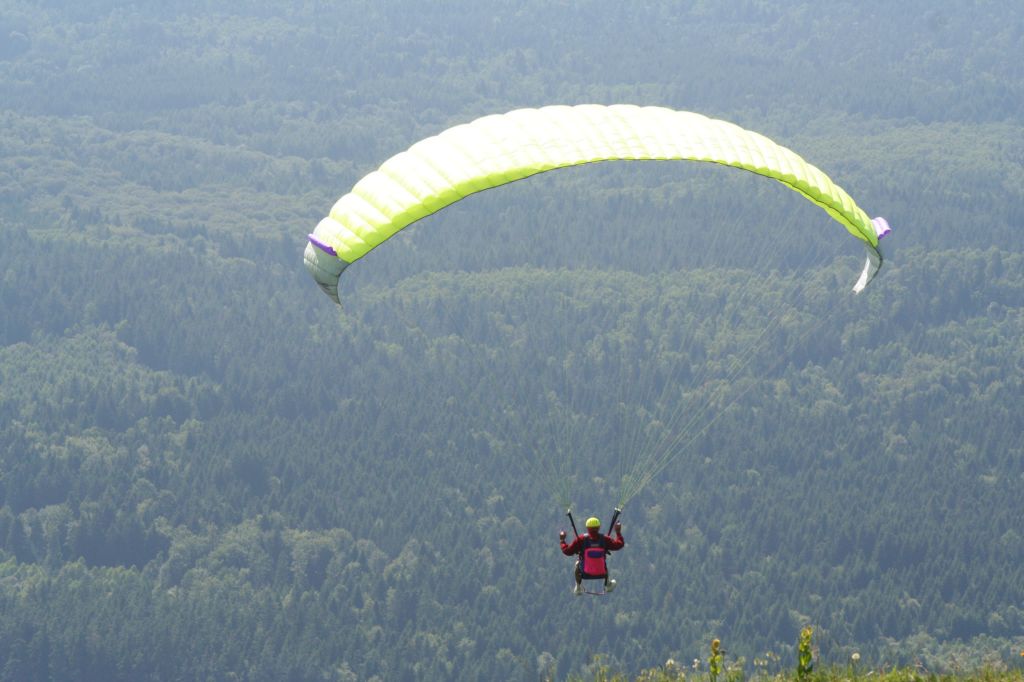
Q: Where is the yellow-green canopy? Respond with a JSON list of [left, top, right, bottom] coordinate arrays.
[[305, 105, 889, 303]]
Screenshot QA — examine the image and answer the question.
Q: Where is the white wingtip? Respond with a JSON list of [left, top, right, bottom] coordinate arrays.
[[852, 245, 882, 294], [304, 241, 347, 304], [852, 217, 891, 293]]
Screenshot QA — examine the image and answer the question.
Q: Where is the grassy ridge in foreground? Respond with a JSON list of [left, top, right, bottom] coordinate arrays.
[[572, 668, 1024, 682]]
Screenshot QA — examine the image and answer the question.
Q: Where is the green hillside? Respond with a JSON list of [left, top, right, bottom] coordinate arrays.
[[1, 1, 1022, 679]]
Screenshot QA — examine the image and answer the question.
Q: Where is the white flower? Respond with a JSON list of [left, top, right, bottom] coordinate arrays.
[[851, 653, 861, 662]]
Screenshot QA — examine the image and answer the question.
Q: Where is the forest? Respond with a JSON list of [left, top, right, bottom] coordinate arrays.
[[1, 1, 1023, 680]]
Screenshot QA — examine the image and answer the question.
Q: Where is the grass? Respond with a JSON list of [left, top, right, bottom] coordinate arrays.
[[568, 666, 1024, 682]]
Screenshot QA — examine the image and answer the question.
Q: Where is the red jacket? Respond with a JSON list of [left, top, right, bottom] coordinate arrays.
[[561, 528, 624, 556]]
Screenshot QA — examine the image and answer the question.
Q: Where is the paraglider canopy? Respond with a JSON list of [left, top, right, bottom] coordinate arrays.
[[305, 104, 889, 304]]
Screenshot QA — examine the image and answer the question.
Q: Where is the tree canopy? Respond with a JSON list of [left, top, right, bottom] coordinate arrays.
[[1, 1, 1022, 679]]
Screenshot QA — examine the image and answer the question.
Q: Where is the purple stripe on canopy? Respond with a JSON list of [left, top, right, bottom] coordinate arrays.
[[307, 234, 338, 257], [871, 217, 892, 240]]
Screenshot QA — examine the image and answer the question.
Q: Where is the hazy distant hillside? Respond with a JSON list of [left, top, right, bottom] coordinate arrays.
[[1, 2, 1022, 680]]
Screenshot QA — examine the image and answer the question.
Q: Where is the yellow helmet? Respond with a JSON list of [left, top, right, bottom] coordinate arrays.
[[585, 517, 601, 529]]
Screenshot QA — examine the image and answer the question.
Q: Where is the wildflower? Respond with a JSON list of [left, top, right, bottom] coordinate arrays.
[[709, 639, 724, 682], [797, 626, 814, 679], [666, 659, 676, 669], [852, 653, 861, 662], [693, 658, 701, 671]]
